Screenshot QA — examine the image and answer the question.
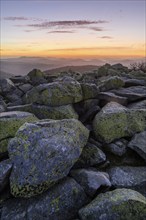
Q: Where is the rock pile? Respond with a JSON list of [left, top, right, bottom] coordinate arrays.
[[0, 64, 146, 219]]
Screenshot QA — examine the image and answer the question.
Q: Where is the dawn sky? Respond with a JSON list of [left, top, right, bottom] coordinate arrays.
[[1, 0, 146, 58]]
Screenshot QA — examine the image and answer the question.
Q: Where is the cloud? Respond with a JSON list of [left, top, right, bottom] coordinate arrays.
[[48, 30, 75, 34], [89, 27, 104, 31], [99, 36, 113, 39], [3, 16, 45, 22]]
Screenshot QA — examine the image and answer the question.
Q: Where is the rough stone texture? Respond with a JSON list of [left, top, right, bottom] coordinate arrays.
[[93, 102, 146, 143], [70, 169, 111, 197], [0, 79, 15, 94], [18, 83, 33, 93], [75, 142, 106, 168], [124, 78, 146, 87], [8, 119, 89, 197], [27, 69, 47, 85], [79, 188, 146, 220], [98, 92, 127, 106], [31, 104, 78, 120], [7, 104, 32, 113], [0, 159, 12, 192], [81, 83, 99, 100], [105, 139, 128, 156], [0, 138, 11, 156], [108, 166, 146, 196], [111, 86, 146, 102], [128, 131, 146, 161], [79, 106, 100, 123], [0, 111, 38, 141], [24, 78, 83, 106], [99, 76, 125, 92], [1, 178, 88, 220], [127, 100, 146, 109]]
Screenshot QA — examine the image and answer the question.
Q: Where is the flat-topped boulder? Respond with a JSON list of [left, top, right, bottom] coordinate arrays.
[[93, 102, 146, 143], [79, 188, 146, 220], [23, 77, 83, 106], [8, 119, 89, 197]]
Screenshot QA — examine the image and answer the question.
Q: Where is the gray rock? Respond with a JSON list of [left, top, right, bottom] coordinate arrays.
[[128, 100, 146, 109], [108, 166, 146, 196], [80, 106, 100, 123], [0, 79, 15, 94], [111, 86, 146, 102], [0, 159, 12, 192], [81, 83, 99, 100], [98, 92, 127, 106], [93, 102, 146, 143], [128, 131, 146, 161], [24, 78, 83, 106], [8, 119, 89, 197], [7, 104, 32, 112], [75, 142, 106, 168], [124, 78, 146, 87], [105, 139, 128, 156], [27, 69, 47, 85], [99, 76, 125, 92], [31, 104, 78, 120], [70, 169, 111, 197], [79, 188, 146, 220], [18, 83, 33, 93], [1, 177, 88, 220]]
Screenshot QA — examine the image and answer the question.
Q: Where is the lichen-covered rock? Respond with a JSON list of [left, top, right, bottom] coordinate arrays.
[[79, 188, 146, 220], [8, 119, 89, 197], [81, 83, 99, 100], [0, 159, 12, 193], [0, 111, 38, 141], [108, 166, 146, 197], [27, 69, 47, 85], [74, 142, 106, 168], [24, 78, 83, 106], [105, 139, 128, 156], [31, 104, 78, 120], [128, 131, 146, 161], [93, 102, 146, 143], [70, 169, 111, 197], [98, 92, 127, 106], [99, 76, 125, 92], [128, 100, 146, 109], [111, 86, 146, 102], [1, 177, 88, 220]]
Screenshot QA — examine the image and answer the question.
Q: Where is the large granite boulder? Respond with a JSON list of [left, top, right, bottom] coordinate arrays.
[[1, 178, 88, 220], [81, 83, 99, 100], [24, 78, 83, 106], [108, 166, 146, 196], [93, 102, 146, 143], [8, 119, 89, 197], [128, 131, 146, 161], [27, 69, 47, 85], [79, 188, 146, 220], [0, 111, 38, 155], [99, 76, 125, 92]]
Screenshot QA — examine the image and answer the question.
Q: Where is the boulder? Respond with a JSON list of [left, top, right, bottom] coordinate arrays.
[[8, 119, 89, 197], [79, 188, 146, 220], [0, 79, 15, 94], [128, 131, 146, 161], [108, 166, 146, 196], [99, 76, 125, 92], [18, 83, 33, 93], [27, 69, 47, 85], [31, 104, 78, 120], [98, 92, 127, 106], [0, 111, 38, 141], [24, 78, 83, 106], [75, 142, 106, 168], [70, 169, 111, 197], [1, 178, 88, 220], [127, 100, 146, 109], [111, 86, 146, 102], [0, 159, 12, 193], [105, 139, 128, 156], [81, 83, 99, 100], [93, 102, 146, 143]]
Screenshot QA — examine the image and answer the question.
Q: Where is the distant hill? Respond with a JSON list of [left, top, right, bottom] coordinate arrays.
[[45, 65, 99, 75]]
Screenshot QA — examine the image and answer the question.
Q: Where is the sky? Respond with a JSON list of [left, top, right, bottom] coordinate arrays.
[[0, 0, 146, 58]]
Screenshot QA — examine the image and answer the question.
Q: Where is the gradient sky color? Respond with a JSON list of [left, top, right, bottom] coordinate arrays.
[[1, 0, 146, 58]]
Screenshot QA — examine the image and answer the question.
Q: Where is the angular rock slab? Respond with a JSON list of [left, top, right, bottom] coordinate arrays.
[[0, 111, 38, 141], [71, 169, 111, 197], [0, 159, 12, 192], [1, 178, 88, 220], [24, 78, 83, 106], [93, 102, 146, 143], [128, 131, 146, 161], [8, 119, 89, 197], [108, 166, 146, 196], [79, 188, 146, 220]]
